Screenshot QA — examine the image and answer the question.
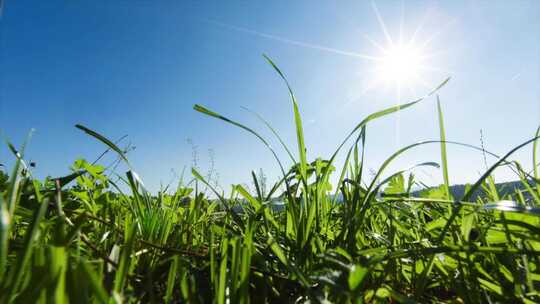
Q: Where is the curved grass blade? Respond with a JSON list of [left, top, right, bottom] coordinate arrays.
[[91, 134, 128, 166], [193, 105, 287, 178], [339, 77, 449, 155], [320, 78, 451, 206], [376, 161, 440, 194], [53, 170, 86, 188], [416, 135, 540, 295], [193, 104, 298, 215], [262, 55, 307, 182], [1, 131, 33, 280], [75, 124, 131, 168], [241, 106, 297, 164], [443, 135, 540, 240], [4, 130, 33, 215], [359, 140, 443, 213]]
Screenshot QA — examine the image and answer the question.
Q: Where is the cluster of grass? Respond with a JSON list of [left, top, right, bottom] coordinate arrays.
[[1, 57, 540, 303]]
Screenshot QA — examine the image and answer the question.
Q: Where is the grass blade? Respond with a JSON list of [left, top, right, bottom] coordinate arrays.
[[75, 124, 130, 167], [262, 55, 308, 181], [437, 95, 450, 198]]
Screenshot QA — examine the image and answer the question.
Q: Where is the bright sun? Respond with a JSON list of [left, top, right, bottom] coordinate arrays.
[[353, 2, 451, 99], [377, 44, 424, 85]]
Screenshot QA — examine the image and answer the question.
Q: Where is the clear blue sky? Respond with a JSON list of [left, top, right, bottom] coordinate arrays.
[[1, 1, 539, 192]]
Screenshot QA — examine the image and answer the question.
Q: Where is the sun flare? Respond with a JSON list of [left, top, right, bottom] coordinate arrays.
[[376, 44, 424, 85], [353, 2, 453, 100]]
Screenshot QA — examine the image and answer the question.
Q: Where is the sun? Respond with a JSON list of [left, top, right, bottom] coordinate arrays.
[[376, 44, 424, 85], [352, 2, 452, 99]]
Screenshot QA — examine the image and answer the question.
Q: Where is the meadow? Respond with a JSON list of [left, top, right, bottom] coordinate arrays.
[[1, 57, 539, 303]]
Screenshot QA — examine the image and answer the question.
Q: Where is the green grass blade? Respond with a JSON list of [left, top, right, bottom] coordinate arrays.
[[359, 141, 442, 212], [80, 261, 109, 303], [293, 102, 308, 182], [6, 181, 49, 298], [192, 168, 245, 229], [0, 189, 9, 280], [262, 55, 308, 181], [339, 77, 449, 154], [47, 246, 68, 304], [217, 237, 229, 304], [114, 221, 136, 295], [266, 233, 310, 287], [320, 79, 450, 204], [5, 130, 33, 216], [241, 106, 297, 164], [164, 256, 179, 303], [75, 124, 131, 168], [437, 96, 450, 198], [416, 135, 540, 295], [193, 105, 288, 179]]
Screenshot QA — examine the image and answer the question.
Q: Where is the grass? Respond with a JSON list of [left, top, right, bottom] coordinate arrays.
[[1, 56, 540, 303]]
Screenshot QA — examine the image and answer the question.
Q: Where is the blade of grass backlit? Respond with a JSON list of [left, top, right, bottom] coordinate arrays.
[[321, 78, 450, 206], [241, 106, 297, 164], [341, 77, 449, 154], [358, 141, 442, 215], [441, 135, 540, 241], [262, 55, 308, 182], [416, 135, 540, 295], [437, 96, 450, 198], [193, 105, 289, 180]]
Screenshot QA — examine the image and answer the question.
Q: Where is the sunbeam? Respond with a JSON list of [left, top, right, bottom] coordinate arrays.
[[206, 19, 380, 61], [207, 4, 453, 100], [372, 1, 395, 47]]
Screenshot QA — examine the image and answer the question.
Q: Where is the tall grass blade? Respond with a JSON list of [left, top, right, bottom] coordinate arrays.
[[241, 106, 297, 164], [437, 95, 450, 198], [262, 55, 308, 181], [114, 221, 136, 296]]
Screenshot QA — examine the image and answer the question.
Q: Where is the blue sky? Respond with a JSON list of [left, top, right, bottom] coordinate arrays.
[[1, 1, 539, 192]]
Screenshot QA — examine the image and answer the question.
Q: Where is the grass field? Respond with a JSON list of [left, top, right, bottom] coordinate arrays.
[[1, 57, 539, 303]]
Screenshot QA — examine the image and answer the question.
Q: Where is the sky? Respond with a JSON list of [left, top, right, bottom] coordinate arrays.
[[1, 0, 539, 193]]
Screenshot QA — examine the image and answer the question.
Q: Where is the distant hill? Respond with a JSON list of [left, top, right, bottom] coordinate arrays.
[[417, 180, 536, 202]]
